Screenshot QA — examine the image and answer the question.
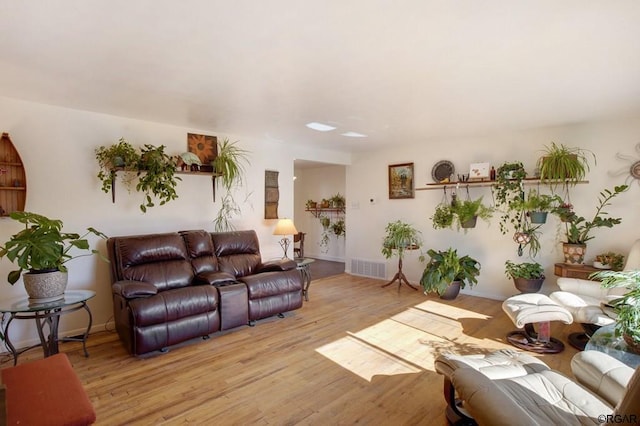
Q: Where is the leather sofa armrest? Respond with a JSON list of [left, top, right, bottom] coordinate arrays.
[[571, 350, 634, 407], [450, 368, 537, 425], [194, 271, 237, 286], [112, 280, 158, 299], [257, 259, 296, 272]]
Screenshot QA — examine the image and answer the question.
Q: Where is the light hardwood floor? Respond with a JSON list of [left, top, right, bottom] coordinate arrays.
[[1, 274, 583, 425]]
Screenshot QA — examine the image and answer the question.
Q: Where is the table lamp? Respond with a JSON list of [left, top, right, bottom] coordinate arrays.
[[273, 218, 298, 259]]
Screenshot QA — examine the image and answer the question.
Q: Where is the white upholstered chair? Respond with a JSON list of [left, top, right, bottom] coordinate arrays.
[[550, 239, 640, 349]]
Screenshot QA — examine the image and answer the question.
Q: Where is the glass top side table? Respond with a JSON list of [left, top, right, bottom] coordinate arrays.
[[0, 290, 95, 365], [295, 258, 314, 301], [585, 323, 640, 368]]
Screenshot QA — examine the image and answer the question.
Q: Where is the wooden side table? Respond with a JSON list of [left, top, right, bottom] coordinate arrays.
[[553, 263, 600, 280]]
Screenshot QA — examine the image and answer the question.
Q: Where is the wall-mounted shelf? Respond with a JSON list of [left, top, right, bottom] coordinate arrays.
[[305, 207, 345, 218], [0, 133, 27, 216], [416, 178, 589, 191]]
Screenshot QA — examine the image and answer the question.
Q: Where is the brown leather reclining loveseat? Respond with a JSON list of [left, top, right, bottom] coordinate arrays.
[[107, 229, 303, 355]]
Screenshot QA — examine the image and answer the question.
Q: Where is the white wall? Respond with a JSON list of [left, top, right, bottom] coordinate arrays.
[[346, 115, 640, 300], [0, 96, 350, 348], [294, 165, 346, 261]]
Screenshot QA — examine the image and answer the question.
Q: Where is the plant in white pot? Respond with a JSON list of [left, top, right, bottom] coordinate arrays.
[[0, 212, 107, 302]]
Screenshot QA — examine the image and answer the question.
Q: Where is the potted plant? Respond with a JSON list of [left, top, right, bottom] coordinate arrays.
[[381, 220, 423, 260], [305, 199, 317, 210], [558, 185, 628, 264], [537, 142, 595, 187], [420, 248, 481, 300], [329, 193, 346, 209], [431, 203, 454, 230], [593, 252, 625, 270], [0, 212, 107, 301], [512, 222, 543, 258], [331, 219, 345, 237], [320, 198, 330, 208], [212, 138, 250, 231], [594, 269, 640, 354], [136, 144, 181, 213], [511, 189, 562, 224], [504, 260, 545, 293], [451, 196, 493, 230], [493, 162, 526, 235], [95, 138, 140, 198]]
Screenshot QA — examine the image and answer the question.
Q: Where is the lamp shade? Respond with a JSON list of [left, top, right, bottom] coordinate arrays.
[[273, 218, 298, 236]]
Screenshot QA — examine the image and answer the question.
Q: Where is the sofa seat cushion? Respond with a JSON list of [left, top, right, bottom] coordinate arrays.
[[129, 286, 218, 327], [240, 269, 302, 299]]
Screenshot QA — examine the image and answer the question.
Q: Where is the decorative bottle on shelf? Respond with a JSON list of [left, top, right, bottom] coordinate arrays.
[[490, 166, 496, 180]]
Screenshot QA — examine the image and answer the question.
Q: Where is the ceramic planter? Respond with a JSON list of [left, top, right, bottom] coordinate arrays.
[[563, 243, 587, 265], [460, 216, 478, 229], [513, 277, 544, 294], [528, 211, 548, 224], [440, 281, 461, 300], [23, 270, 68, 303]]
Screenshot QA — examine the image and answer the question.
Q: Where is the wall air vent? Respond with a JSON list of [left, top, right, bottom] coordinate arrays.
[[350, 259, 386, 279]]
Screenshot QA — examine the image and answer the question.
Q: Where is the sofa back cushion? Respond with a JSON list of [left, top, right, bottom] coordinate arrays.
[[211, 230, 262, 277], [180, 230, 219, 275], [107, 233, 194, 292]]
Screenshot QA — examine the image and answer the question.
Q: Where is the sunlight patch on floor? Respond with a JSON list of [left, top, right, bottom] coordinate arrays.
[[315, 335, 421, 382], [315, 298, 504, 381]]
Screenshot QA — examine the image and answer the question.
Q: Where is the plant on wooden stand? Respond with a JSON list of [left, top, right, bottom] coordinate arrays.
[[556, 185, 628, 264]]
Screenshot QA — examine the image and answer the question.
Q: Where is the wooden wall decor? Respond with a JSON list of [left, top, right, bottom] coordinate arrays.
[[187, 133, 218, 165], [0, 133, 26, 216], [265, 170, 279, 219]]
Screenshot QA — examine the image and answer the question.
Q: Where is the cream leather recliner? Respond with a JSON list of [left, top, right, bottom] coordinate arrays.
[[435, 349, 640, 425], [550, 239, 640, 349]]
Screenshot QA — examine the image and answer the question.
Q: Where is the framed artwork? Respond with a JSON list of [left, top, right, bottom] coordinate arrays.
[[265, 170, 279, 219], [388, 163, 414, 199], [469, 162, 490, 180], [187, 133, 218, 164]]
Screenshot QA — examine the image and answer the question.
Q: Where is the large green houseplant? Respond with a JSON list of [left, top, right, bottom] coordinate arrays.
[[0, 212, 107, 300], [593, 269, 640, 353], [556, 185, 627, 264], [536, 142, 595, 187], [420, 248, 480, 300]]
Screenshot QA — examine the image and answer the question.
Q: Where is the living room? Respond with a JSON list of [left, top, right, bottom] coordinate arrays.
[[1, 2, 640, 425]]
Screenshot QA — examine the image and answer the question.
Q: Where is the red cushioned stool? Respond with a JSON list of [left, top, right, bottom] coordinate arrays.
[[1, 353, 96, 425]]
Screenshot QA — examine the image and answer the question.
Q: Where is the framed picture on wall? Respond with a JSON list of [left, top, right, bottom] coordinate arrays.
[[388, 163, 414, 199]]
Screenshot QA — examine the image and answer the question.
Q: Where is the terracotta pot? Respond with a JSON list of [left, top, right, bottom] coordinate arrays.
[[623, 333, 640, 355], [23, 270, 68, 303], [563, 243, 587, 265], [440, 281, 461, 300]]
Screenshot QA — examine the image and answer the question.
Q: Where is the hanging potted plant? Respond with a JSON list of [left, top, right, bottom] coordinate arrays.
[[510, 189, 562, 224], [212, 138, 250, 231], [0, 212, 107, 302], [136, 144, 181, 213], [319, 215, 331, 253], [558, 185, 628, 264], [594, 269, 640, 354], [331, 219, 345, 237], [504, 260, 545, 293], [493, 162, 526, 235], [536, 142, 595, 188], [420, 248, 481, 300], [450, 196, 493, 230], [95, 138, 140, 200], [431, 203, 454, 230]]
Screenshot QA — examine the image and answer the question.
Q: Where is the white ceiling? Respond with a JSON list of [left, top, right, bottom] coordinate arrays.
[[2, 1, 640, 153]]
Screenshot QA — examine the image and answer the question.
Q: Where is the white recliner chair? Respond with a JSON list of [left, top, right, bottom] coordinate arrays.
[[550, 239, 640, 349], [435, 349, 640, 425]]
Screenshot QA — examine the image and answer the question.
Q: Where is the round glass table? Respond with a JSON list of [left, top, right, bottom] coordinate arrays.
[[0, 290, 95, 365], [585, 323, 640, 368]]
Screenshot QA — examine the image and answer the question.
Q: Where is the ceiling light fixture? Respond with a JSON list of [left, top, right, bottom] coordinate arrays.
[[341, 131, 367, 138], [306, 122, 336, 132]]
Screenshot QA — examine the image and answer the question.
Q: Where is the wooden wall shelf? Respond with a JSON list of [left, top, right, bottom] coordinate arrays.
[[416, 178, 589, 191], [0, 133, 27, 216], [305, 207, 344, 218]]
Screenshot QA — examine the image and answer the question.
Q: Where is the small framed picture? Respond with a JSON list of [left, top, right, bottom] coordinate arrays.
[[469, 162, 490, 180], [388, 163, 414, 199]]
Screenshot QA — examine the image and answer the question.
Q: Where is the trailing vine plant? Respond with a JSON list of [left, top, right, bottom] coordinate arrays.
[[212, 138, 251, 231]]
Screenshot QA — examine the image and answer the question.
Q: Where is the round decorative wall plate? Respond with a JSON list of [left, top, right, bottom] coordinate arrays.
[[431, 160, 455, 182]]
